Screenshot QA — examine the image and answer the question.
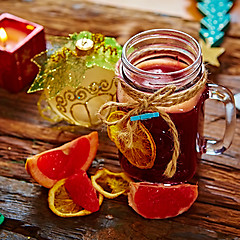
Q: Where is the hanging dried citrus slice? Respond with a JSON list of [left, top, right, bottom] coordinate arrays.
[[107, 111, 156, 169], [48, 178, 103, 217], [91, 168, 132, 199], [107, 111, 126, 142]]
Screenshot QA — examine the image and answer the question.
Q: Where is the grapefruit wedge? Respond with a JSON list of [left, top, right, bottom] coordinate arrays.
[[26, 132, 98, 188], [128, 182, 198, 219], [64, 170, 100, 213]]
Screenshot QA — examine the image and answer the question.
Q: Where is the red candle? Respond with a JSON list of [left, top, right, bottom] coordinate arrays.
[[0, 13, 46, 93]]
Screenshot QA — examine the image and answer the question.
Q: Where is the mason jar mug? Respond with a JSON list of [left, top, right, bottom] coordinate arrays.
[[115, 29, 236, 184]]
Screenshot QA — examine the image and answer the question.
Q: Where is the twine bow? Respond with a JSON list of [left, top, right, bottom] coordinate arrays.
[[98, 71, 207, 178]]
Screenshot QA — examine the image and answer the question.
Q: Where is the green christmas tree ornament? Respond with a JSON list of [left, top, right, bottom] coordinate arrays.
[[197, 0, 233, 17], [28, 31, 122, 127], [197, 0, 234, 66], [199, 28, 225, 46], [200, 15, 230, 32]]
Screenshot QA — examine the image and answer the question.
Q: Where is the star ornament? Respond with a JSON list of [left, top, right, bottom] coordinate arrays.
[[199, 39, 225, 67]]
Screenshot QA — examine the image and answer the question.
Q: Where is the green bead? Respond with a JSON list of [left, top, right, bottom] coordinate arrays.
[[0, 213, 4, 225]]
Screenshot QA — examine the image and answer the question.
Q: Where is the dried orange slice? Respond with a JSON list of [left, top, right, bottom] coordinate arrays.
[[48, 178, 103, 217], [107, 111, 126, 142], [91, 168, 132, 199], [107, 111, 156, 169]]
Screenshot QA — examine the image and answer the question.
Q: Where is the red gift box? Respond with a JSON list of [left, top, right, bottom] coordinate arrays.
[[0, 13, 46, 93]]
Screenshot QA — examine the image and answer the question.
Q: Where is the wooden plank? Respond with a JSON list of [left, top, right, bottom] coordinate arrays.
[[0, 101, 239, 208], [0, 176, 239, 239], [0, 72, 239, 238], [0, 230, 37, 240]]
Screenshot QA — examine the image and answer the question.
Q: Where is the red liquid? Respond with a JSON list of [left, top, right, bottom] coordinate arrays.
[[139, 57, 186, 73], [118, 59, 208, 184]]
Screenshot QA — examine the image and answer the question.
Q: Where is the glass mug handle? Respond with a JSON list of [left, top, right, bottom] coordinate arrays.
[[203, 83, 236, 155]]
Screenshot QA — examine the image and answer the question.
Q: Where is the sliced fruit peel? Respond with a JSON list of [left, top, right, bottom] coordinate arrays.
[[48, 178, 104, 218], [91, 168, 132, 199], [25, 131, 98, 188], [25, 156, 56, 188]]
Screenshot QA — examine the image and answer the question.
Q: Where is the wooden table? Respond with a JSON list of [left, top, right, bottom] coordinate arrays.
[[0, 1, 240, 239]]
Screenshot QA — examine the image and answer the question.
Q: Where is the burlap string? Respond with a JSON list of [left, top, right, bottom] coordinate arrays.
[[98, 71, 207, 178]]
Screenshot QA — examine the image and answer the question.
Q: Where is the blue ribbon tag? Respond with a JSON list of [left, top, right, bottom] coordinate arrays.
[[130, 112, 160, 121]]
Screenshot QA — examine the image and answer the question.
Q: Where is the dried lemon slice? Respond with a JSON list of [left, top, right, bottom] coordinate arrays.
[[48, 178, 103, 217], [107, 111, 156, 169], [91, 168, 132, 199]]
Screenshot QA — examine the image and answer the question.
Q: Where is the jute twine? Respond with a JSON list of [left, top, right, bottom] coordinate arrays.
[[98, 71, 207, 178]]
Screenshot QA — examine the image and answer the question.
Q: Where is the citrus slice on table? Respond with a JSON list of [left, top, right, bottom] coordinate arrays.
[[25, 132, 98, 188], [91, 168, 132, 199], [128, 182, 198, 219], [48, 170, 103, 217], [107, 111, 156, 169]]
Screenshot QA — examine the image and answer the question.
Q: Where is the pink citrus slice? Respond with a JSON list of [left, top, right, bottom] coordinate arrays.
[[25, 132, 98, 188], [128, 182, 198, 219]]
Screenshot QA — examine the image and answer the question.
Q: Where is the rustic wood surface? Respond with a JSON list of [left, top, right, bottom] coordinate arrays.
[[0, 0, 240, 239]]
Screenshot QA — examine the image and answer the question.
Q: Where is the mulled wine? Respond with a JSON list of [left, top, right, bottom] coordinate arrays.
[[118, 56, 207, 183]]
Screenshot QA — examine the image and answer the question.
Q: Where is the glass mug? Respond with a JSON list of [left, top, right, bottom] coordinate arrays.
[[116, 29, 236, 184]]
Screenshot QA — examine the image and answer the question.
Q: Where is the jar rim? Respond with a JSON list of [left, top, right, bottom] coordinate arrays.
[[121, 29, 202, 79]]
